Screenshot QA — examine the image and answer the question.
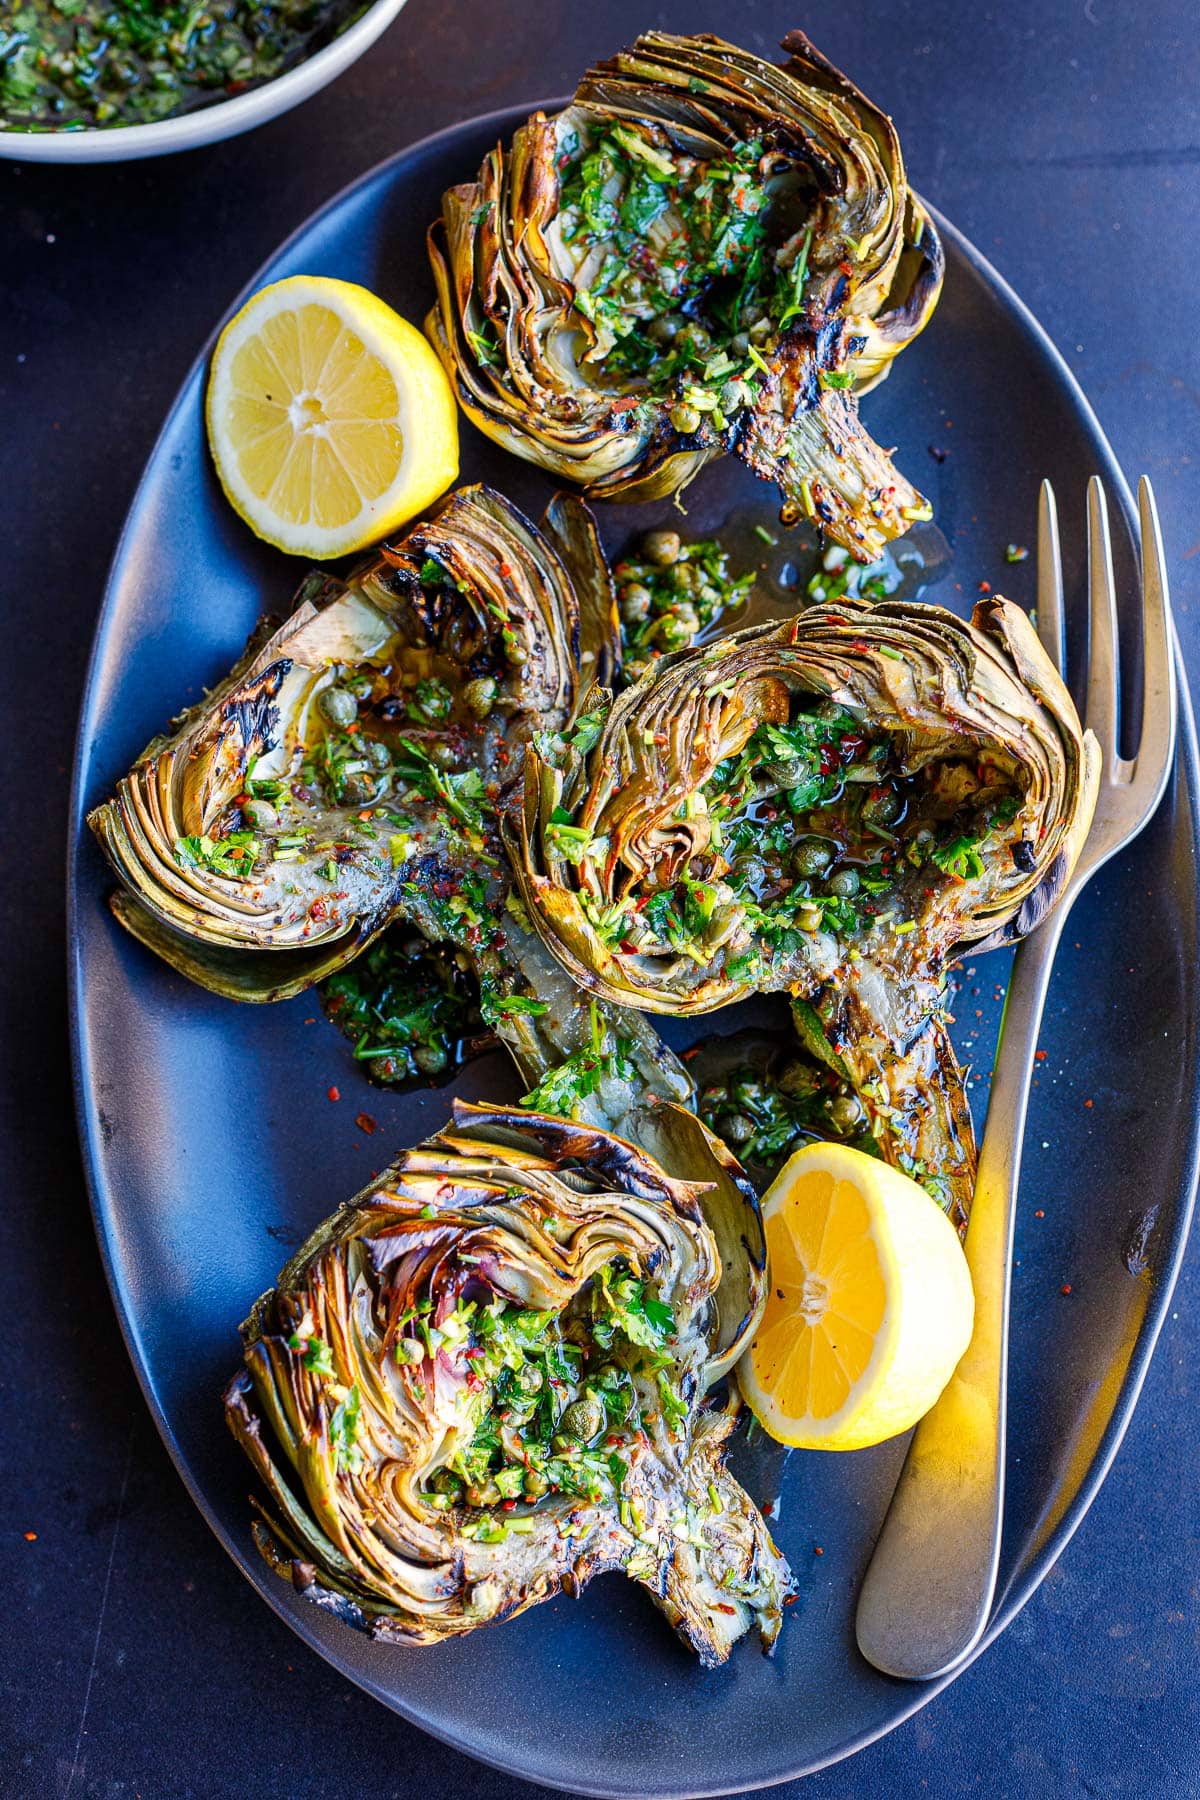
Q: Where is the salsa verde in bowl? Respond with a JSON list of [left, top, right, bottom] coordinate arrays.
[[0, 0, 408, 160]]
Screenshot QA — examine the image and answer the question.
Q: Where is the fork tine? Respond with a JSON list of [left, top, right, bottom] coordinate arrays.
[[1133, 475, 1178, 803], [1036, 480, 1066, 678], [1086, 476, 1120, 765]]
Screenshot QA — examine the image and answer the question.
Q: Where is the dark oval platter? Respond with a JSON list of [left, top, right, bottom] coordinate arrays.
[[69, 104, 1200, 1797]]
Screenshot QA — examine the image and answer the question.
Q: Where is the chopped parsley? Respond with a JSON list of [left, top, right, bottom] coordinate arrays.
[[174, 830, 258, 879]]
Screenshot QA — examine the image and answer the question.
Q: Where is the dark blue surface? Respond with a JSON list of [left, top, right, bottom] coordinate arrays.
[[4, 3, 1200, 1795]]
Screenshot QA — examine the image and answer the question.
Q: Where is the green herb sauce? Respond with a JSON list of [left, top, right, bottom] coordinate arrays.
[[548, 120, 839, 433], [1, 1, 368, 133], [419, 1261, 682, 1532], [615, 528, 756, 685], [321, 933, 488, 1086]]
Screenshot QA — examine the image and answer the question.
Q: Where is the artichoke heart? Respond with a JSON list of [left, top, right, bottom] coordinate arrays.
[[509, 595, 1101, 1226], [426, 30, 944, 560], [88, 484, 617, 1001], [224, 1101, 792, 1664]]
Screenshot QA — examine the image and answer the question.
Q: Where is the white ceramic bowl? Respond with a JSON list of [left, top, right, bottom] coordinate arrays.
[[0, 0, 408, 163]]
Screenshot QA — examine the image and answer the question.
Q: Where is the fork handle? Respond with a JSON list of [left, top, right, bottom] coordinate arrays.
[[855, 909, 1069, 1679]]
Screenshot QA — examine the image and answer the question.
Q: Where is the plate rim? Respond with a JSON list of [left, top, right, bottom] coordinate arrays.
[[67, 104, 1200, 1798]]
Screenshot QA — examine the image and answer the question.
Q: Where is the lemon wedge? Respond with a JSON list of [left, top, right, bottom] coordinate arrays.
[[205, 275, 459, 558], [738, 1142, 973, 1451]]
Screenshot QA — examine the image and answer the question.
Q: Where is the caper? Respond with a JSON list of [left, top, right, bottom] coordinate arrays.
[[796, 901, 825, 933], [559, 1396, 605, 1443], [792, 837, 834, 878], [828, 866, 861, 898], [729, 851, 767, 893], [514, 1362, 544, 1396], [721, 1112, 756, 1147], [365, 738, 392, 770], [648, 315, 680, 344], [680, 322, 711, 354], [462, 676, 498, 719], [465, 1479, 501, 1508], [730, 331, 750, 356], [429, 741, 459, 770], [241, 797, 278, 831], [764, 753, 814, 789], [341, 769, 379, 806], [672, 561, 700, 594], [505, 638, 528, 668], [318, 685, 357, 728], [777, 1059, 820, 1100], [863, 786, 902, 828], [523, 1467, 550, 1500], [619, 582, 653, 624], [642, 529, 681, 566], [670, 403, 702, 435], [413, 1042, 449, 1076], [670, 600, 700, 635], [749, 316, 774, 344], [829, 1093, 865, 1133]]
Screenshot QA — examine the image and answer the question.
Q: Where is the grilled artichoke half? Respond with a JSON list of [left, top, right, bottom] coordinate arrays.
[[426, 30, 943, 560], [224, 1102, 791, 1663], [510, 596, 1101, 1224], [88, 484, 619, 1002]]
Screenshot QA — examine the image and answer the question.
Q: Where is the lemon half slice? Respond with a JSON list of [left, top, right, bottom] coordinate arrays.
[[205, 275, 459, 558], [738, 1142, 974, 1451]]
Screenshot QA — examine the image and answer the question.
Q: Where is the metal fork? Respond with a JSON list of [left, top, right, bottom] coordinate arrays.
[[854, 476, 1178, 1681]]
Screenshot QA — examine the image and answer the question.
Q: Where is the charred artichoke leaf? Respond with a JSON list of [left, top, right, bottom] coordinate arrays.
[[426, 30, 943, 560], [88, 486, 604, 1002], [511, 594, 1099, 1013], [508, 595, 1099, 1221], [224, 1100, 790, 1663]]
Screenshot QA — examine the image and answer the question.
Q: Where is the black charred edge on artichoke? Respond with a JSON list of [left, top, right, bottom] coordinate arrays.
[[219, 660, 286, 757], [442, 1098, 709, 1219]]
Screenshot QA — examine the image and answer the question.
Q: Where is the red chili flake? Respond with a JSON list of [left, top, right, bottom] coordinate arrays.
[[463, 1346, 484, 1360], [327, 1086, 341, 1103], [606, 1434, 620, 1447], [1084, 1098, 1094, 1109], [813, 1545, 824, 1555], [978, 580, 992, 595], [1034, 1209, 1045, 1219], [356, 1112, 378, 1135], [23, 1532, 37, 1542], [501, 1499, 517, 1512], [1034, 1049, 1047, 1062], [309, 899, 327, 921], [714, 1601, 738, 1615], [1061, 1284, 1073, 1295]]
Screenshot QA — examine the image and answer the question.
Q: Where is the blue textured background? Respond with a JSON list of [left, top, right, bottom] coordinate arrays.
[[2, 2, 1198, 1794]]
